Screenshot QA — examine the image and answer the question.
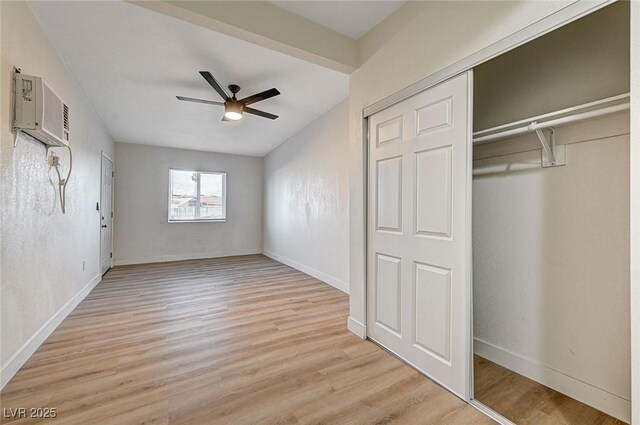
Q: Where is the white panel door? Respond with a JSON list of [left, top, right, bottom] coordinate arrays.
[[100, 154, 114, 275], [367, 71, 473, 398]]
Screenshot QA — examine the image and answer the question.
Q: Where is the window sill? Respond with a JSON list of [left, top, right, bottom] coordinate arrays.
[[168, 219, 227, 223]]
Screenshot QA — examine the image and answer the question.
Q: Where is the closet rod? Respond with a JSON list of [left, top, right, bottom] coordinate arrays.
[[473, 99, 630, 145]]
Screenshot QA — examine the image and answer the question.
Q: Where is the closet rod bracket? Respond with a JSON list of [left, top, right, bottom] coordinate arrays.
[[528, 123, 565, 168]]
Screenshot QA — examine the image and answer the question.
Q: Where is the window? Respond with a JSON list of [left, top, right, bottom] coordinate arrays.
[[169, 169, 226, 222]]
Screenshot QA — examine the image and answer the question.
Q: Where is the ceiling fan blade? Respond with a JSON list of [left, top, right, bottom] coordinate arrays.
[[176, 96, 224, 106], [239, 88, 280, 106], [199, 71, 229, 100], [244, 107, 278, 120]]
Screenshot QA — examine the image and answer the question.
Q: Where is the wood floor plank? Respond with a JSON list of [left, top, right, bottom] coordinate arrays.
[[474, 355, 626, 424], [1, 255, 492, 424]]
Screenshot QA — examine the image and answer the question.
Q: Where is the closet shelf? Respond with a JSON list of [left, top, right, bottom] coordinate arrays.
[[473, 93, 630, 144]]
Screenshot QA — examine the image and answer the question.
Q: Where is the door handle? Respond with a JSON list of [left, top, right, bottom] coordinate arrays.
[[102, 225, 107, 228]]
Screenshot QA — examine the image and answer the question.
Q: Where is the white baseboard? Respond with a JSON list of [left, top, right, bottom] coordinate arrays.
[[474, 338, 631, 423], [113, 248, 262, 266], [0, 273, 102, 390], [262, 249, 349, 294], [347, 316, 366, 339]]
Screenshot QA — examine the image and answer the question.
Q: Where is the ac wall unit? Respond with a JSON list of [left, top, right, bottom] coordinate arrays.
[[13, 73, 69, 146]]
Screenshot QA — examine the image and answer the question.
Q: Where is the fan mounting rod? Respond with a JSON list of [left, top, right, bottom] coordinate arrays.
[[228, 84, 241, 97]]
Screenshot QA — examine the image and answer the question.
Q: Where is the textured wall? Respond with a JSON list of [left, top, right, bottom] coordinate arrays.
[[113, 143, 263, 265], [263, 99, 349, 292], [1, 2, 114, 374]]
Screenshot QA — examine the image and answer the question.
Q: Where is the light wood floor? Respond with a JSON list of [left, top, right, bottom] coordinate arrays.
[[474, 355, 626, 425], [1, 255, 492, 425]]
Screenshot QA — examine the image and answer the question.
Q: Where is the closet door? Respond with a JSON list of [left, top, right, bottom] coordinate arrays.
[[367, 71, 473, 398]]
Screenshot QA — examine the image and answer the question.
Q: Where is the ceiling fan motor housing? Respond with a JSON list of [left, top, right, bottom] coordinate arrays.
[[224, 98, 244, 120]]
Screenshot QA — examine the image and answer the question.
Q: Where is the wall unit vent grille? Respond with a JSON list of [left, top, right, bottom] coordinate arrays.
[[63, 104, 69, 132], [42, 81, 63, 139]]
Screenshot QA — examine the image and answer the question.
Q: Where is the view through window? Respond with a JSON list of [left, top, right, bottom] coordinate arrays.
[[169, 170, 226, 221]]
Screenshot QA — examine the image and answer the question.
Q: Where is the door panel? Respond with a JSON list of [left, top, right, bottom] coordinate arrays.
[[376, 156, 403, 232], [416, 97, 452, 135], [415, 146, 453, 238], [375, 253, 402, 335], [376, 116, 404, 146], [367, 71, 473, 399], [414, 261, 452, 363]]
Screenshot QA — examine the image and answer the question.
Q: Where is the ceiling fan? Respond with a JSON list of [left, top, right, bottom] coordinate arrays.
[[177, 71, 280, 121]]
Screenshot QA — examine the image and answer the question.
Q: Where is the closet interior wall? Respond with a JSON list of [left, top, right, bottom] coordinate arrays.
[[472, 2, 631, 421]]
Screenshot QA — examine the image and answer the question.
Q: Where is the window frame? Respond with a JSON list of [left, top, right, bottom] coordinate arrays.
[[168, 168, 227, 223]]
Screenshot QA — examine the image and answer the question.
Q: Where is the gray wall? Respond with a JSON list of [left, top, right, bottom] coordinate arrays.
[[472, 114, 631, 420], [263, 99, 349, 292], [113, 143, 263, 265], [1, 2, 115, 383], [474, 1, 630, 130]]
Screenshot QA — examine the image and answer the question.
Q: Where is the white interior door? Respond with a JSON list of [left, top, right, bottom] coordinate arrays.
[[367, 71, 473, 398], [100, 154, 114, 275]]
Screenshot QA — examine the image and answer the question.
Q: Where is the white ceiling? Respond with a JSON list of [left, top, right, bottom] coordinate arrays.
[[28, 1, 349, 157], [269, 1, 405, 39]]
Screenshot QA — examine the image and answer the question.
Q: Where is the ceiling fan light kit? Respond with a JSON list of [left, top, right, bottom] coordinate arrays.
[[177, 71, 280, 122], [224, 101, 243, 121]]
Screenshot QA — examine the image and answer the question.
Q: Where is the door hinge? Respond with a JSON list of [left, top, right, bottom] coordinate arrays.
[[110, 252, 112, 258], [111, 171, 114, 178], [111, 211, 114, 218]]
